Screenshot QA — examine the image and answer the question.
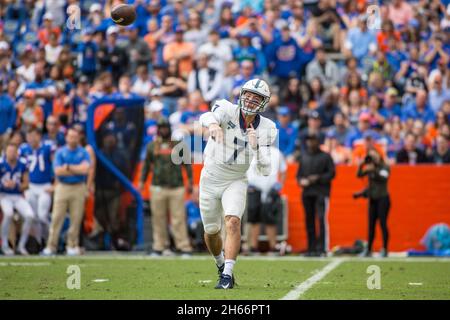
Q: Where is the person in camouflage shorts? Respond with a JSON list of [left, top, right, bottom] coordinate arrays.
[[139, 118, 193, 256]]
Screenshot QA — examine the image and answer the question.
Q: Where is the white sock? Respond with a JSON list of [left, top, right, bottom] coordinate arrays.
[[214, 252, 225, 267], [223, 259, 235, 276]]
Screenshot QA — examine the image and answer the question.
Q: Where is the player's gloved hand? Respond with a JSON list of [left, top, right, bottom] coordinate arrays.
[[208, 123, 224, 144], [247, 123, 258, 150]]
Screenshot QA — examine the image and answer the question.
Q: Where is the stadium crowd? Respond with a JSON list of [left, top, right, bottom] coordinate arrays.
[[0, 0, 450, 255]]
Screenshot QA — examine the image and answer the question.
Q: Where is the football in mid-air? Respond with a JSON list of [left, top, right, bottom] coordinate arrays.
[[111, 4, 136, 26]]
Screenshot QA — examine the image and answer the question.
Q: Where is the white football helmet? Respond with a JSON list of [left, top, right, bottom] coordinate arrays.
[[238, 79, 271, 115]]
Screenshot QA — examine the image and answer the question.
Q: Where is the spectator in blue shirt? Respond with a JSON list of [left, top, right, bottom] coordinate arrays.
[[43, 115, 66, 147], [428, 73, 450, 114], [424, 33, 450, 71], [275, 106, 298, 159], [77, 28, 98, 82], [317, 91, 341, 128], [43, 127, 91, 256], [25, 61, 56, 119], [379, 88, 402, 120], [402, 89, 436, 124], [327, 112, 352, 146], [160, 0, 188, 27], [268, 25, 303, 87], [0, 93, 16, 149], [345, 15, 376, 62]]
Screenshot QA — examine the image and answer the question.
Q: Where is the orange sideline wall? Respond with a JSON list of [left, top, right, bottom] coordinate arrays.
[[138, 164, 450, 252]]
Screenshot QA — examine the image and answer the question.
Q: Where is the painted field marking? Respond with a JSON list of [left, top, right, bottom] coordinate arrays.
[[280, 258, 344, 300]]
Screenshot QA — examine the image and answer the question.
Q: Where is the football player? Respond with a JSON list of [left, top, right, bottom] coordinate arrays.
[[19, 128, 55, 247], [199, 79, 277, 289], [0, 143, 34, 255]]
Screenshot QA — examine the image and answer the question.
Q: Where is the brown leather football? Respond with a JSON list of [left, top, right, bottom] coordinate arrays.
[[111, 4, 136, 26]]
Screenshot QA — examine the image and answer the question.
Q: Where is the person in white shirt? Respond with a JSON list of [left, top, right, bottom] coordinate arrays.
[[199, 79, 277, 289], [198, 30, 233, 73], [187, 53, 223, 104], [44, 32, 62, 65], [131, 65, 153, 99]]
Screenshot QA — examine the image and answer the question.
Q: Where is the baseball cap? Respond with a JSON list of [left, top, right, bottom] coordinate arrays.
[[79, 75, 89, 83], [150, 87, 162, 96], [409, 19, 419, 28], [90, 3, 102, 13], [326, 131, 337, 139], [106, 25, 119, 36], [277, 106, 290, 116], [43, 12, 54, 21], [359, 112, 371, 122], [386, 87, 398, 96], [175, 26, 185, 33], [24, 89, 36, 99], [157, 117, 170, 127], [309, 110, 320, 120], [147, 100, 164, 112], [0, 41, 10, 51]]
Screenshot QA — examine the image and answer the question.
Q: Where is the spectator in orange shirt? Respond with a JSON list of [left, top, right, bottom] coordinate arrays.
[[16, 90, 44, 133], [52, 81, 73, 125], [163, 26, 195, 79], [37, 13, 61, 46], [376, 19, 401, 53]]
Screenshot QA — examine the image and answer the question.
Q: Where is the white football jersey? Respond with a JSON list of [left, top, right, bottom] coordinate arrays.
[[199, 99, 278, 181]]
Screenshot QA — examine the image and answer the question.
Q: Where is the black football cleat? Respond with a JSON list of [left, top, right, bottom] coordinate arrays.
[[215, 273, 235, 289]]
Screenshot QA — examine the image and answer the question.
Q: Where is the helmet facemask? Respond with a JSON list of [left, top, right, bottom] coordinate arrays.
[[239, 89, 270, 116]]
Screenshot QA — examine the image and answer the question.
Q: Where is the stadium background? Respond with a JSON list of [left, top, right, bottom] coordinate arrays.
[[0, 0, 450, 255]]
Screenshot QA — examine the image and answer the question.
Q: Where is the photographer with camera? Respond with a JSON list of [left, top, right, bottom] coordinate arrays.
[[355, 148, 391, 257]]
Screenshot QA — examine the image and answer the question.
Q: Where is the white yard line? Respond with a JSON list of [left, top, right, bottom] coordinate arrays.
[[280, 259, 345, 300]]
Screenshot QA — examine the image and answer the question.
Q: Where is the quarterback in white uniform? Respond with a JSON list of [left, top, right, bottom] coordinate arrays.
[[199, 79, 277, 289]]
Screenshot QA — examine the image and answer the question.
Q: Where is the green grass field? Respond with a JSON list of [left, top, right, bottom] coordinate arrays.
[[0, 255, 449, 300]]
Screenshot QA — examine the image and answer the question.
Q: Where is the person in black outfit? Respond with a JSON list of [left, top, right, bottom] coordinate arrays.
[[297, 133, 336, 256], [355, 148, 391, 257], [95, 131, 129, 250]]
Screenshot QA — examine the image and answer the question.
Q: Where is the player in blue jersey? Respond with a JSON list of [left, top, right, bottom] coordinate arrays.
[[18, 128, 56, 246], [0, 143, 34, 255]]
